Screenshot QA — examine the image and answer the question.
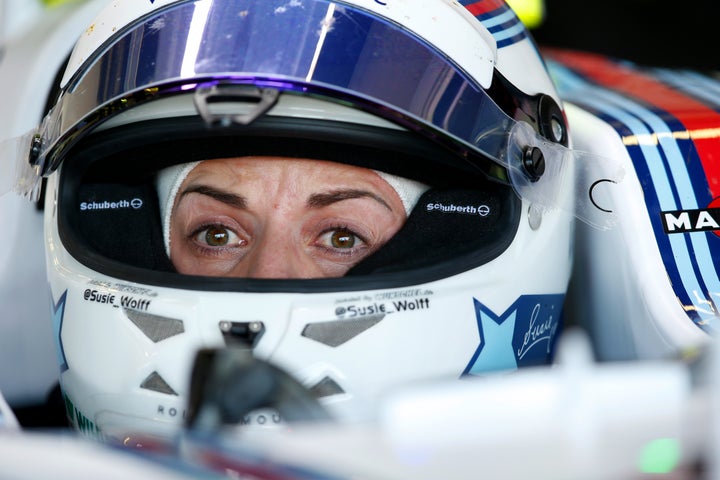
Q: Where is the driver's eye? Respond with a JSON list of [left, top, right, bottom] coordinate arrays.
[[205, 226, 231, 246], [194, 225, 242, 247], [330, 228, 357, 249]]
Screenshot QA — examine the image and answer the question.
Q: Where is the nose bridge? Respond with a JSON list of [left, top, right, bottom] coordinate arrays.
[[242, 229, 309, 279]]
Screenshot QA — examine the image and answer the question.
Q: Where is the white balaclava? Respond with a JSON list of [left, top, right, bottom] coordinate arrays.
[[156, 161, 428, 256]]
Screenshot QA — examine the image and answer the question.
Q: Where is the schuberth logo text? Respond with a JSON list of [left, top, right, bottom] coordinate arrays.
[[661, 199, 720, 236], [426, 202, 491, 216], [79, 198, 143, 211]]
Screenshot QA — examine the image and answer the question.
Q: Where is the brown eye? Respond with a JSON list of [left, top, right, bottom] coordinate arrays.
[[330, 229, 356, 248], [190, 224, 244, 252], [205, 226, 231, 246]]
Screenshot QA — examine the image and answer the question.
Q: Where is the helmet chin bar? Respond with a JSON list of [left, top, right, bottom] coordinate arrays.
[[186, 348, 333, 432]]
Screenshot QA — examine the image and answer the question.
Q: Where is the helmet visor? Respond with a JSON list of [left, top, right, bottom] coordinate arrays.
[[39, 0, 511, 177], [4, 0, 622, 229]]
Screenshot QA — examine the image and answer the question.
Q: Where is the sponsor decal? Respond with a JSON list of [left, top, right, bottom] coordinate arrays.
[[156, 406, 282, 426], [79, 198, 143, 211], [84, 289, 115, 305], [120, 296, 152, 311], [334, 296, 431, 319], [332, 289, 434, 319], [661, 199, 720, 236], [426, 202, 491, 216], [464, 294, 564, 375], [157, 404, 186, 419], [82, 289, 152, 311], [374, 288, 433, 301], [64, 394, 101, 437], [392, 298, 430, 311], [240, 410, 283, 427], [88, 279, 159, 297], [52, 291, 68, 372], [335, 303, 386, 318]]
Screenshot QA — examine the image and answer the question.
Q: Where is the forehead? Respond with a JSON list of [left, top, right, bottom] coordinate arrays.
[[185, 157, 384, 185], [178, 157, 405, 212]]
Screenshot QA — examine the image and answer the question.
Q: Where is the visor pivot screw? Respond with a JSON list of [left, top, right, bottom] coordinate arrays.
[[29, 134, 44, 167], [523, 146, 545, 182]]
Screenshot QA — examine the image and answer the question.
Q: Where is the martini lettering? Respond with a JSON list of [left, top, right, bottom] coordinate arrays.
[[661, 208, 720, 234]]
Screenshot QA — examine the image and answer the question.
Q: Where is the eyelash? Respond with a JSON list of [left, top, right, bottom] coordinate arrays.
[[188, 222, 371, 258]]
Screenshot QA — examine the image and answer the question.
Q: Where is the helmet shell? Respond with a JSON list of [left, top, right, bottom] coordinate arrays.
[[40, 0, 575, 438]]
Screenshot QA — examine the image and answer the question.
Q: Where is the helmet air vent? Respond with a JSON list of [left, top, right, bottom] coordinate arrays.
[[301, 315, 385, 347], [124, 309, 185, 343], [140, 372, 178, 396], [309, 376, 345, 398]]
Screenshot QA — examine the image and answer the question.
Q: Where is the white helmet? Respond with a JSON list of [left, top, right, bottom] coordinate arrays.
[[8, 0, 610, 439]]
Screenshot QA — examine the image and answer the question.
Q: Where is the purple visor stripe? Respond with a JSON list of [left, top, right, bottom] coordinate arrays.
[[42, 0, 511, 174]]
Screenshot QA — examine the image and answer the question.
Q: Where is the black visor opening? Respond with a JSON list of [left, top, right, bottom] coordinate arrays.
[[57, 116, 521, 292]]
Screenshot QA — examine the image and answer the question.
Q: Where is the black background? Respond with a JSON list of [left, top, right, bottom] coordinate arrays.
[[532, 0, 720, 70]]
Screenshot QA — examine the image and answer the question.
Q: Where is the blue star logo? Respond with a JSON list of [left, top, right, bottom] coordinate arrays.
[[464, 298, 518, 375], [463, 294, 565, 376], [52, 291, 69, 372]]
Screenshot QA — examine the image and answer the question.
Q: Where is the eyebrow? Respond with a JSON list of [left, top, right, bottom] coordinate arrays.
[[307, 189, 393, 211], [180, 185, 393, 211], [180, 185, 247, 209]]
